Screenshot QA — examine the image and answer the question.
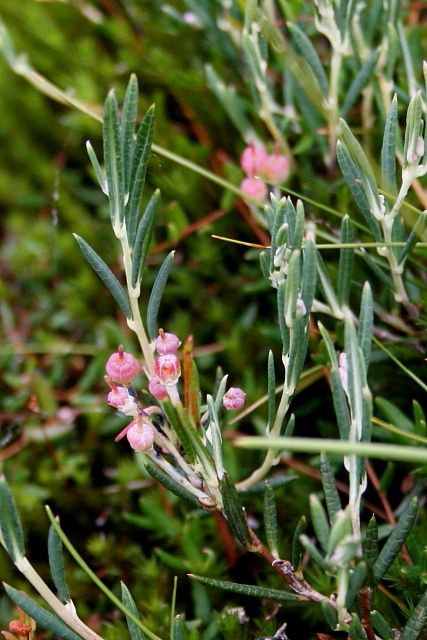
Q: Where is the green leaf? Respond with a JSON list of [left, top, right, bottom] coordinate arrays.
[[291, 516, 306, 570], [341, 50, 379, 119], [172, 615, 188, 640], [277, 282, 289, 355], [73, 234, 131, 318], [398, 210, 427, 266], [3, 584, 81, 640], [0, 474, 25, 562], [358, 282, 373, 368], [373, 497, 419, 583], [316, 252, 342, 318], [345, 562, 367, 608], [263, 482, 279, 557], [220, 474, 251, 546], [162, 401, 197, 465], [121, 74, 139, 196], [288, 22, 328, 95], [381, 94, 398, 197], [207, 395, 224, 481], [299, 534, 329, 571], [301, 238, 317, 313], [400, 591, 427, 640], [142, 457, 200, 508], [337, 215, 354, 308], [103, 90, 125, 226], [48, 522, 70, 603], [318, 323, 350, 440], [336, 141, 381, 240], [310, 494, 330, 553], [86, 141, 108, 195], [403, 91, 423, 167], [320, 454, 341, 523], [349, 612, 367, 640], [321, 600, 337, 630], [131, 189, 160, 287], [188, 574, 302, 602], [121, 582, 145, 640], [371, 610, 394, 640], [126, 105, 156, 245], [326, 507, 352, 558], [146, 251, 175, 340], [284, 251, 300, 328], [267, 351, 276, 431]]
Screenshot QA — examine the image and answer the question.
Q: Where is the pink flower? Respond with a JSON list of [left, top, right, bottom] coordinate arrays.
[[155, 329, 181, 355], [127, 420, 155, 452], [240, 145, 268, 176], [223, 387, 246, 410], [260, 153, 289, 183], [154, 354, 181, 386], [240, 176, 268, 201], [148, 375, 169, 400], [107, 384, 130, 408], [106, 346, 140, 384]]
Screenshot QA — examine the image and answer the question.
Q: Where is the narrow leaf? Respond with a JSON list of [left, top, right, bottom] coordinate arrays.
[[349, 612, 368, 640], [320, 454, 341, 523], [310, 494, 330, 553], [142, 457, 200, 508], [403, 92, 423, 168], [131, 189, 160, 287], [284, 251, 300, 328], [3, 584, 81, 640], [267, 350, 276, 431], [103, 90, 124, 225], [381, 94, 398, 197], [398, 210, 427, 265], [188, 574, 302, 602], [373, 497, 418, 583], [399, 590, 427, 640], [336, 141, 381, 240], [288, 22, 328, 95], [358, 282, 373, 368], [73, 234, 131, 318], [146, 251, 174, 340], [0, 474, 25, 562], [263, 482, 279, 557], [371, 610, 394, 640], [299, 534, 330, 571], [341, 50, 379, 119], [48, 523, 70, 603], [291, 516, 307, 569], [345, 562, 367, 609], [121, 582, 145, 640], [86, 140, 108, 195], [337, 215, 354, 308], [301, 238, 317, 313], [121, 74, 139, 196], [277, 281, 289, 354], [162, 401, 197, 464], [220, 474, 251, 546], [207, 395, 224, 481], [127, 105, 156, 245]]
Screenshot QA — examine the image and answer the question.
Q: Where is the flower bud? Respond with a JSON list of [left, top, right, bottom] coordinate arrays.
[[154, 354, 181, 386], [148, 375, 169, 400], [240, 144, 268, 176], [260, 152, 290, 183], [155, 329, 181, 355], [127, 420, 155, 452], [107, 385, 131, 408], [240, 176, 267, 201], [9, 620, 32, 636], [106, 346, 140, 384], [223, 387, 246, 410]]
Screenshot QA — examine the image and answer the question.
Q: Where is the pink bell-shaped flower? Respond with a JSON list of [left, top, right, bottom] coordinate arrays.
[[240, 176, 267, 201], [155, 328, 181, 355], [154, 354, 181, 386], [106, 345, 140, 384]]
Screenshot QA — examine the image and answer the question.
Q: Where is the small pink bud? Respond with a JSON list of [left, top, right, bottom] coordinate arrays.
[[240, 144, 268, 176], [9, 620, 32, 636], [260, 152, 290, 183], [106, 346, 140, 384], [148, 375, 169, 400], [155, 329, 181, 355], [154, 354, 181, 386], [127, 420, 155, 452], [223, 387, 246, 410], [107, 385, 131, 408], [240, 176, 268, 201]]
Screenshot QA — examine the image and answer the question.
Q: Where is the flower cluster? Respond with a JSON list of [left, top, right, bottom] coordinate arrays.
[[240, 144, 289, 201]]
